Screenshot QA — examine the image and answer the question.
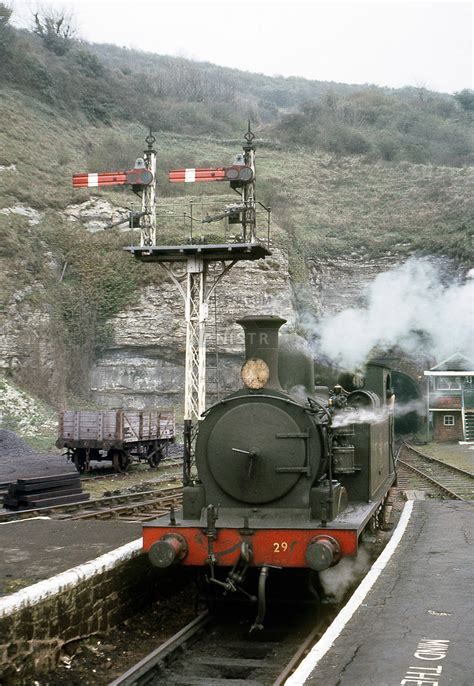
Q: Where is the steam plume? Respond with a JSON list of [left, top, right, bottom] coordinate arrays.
[[302, 258, 474, 369], [319, 546, 371, 602], [331, 399, 426, 428]]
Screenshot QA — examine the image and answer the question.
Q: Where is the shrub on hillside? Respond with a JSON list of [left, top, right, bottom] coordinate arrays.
[[454, 89, 474, 112], [73, 49, 105, 78], [275, 89, 473, 166], [323, 125, 371, 155]]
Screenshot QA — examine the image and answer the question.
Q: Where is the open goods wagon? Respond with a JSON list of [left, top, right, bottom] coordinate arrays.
[[57, 410, 175, 473]]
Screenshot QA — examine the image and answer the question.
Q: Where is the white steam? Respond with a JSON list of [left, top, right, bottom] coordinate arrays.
[[331, 399, 426, 428], [304, 258, 474, 369], [319, 545, 371, 603]]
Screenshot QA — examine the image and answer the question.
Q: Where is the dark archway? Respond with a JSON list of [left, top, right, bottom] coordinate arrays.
[[392, 371, 423, 434]]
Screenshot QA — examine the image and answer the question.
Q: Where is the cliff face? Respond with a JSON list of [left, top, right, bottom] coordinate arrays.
[[0, 198, 408, 412], [305, 252, 404, 316], [90, 247, 297, 409], [3, 231, 460, 416], [3, 196, 465, 414], [89, 246, 410, 411]]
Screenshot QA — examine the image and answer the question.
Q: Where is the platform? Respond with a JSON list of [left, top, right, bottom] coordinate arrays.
[[125, 242, 271, 262], [0, 519, 141, 596], [288, 500, 474, 686]]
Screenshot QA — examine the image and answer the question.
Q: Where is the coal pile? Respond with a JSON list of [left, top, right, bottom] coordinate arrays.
[[0, 429, 76, 490], [3, 473, 90, 510], [0, 429, 37, 460]]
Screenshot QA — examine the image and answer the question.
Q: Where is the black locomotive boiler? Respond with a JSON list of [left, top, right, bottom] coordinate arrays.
[[144, 316, 396, 617]]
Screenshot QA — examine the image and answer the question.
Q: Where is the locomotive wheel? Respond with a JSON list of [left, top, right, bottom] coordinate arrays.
[[73, 450, 86, 474]]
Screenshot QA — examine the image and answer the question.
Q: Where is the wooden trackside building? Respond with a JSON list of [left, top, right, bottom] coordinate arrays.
[[424, 353, 474, 443]]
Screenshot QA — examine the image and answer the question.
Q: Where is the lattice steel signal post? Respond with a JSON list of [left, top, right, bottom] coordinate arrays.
[[72, 125, 271, 484], [128, 125, 271, 483]]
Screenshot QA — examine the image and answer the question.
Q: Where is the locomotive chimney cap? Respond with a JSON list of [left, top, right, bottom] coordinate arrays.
[[236, 315, 287, 326]]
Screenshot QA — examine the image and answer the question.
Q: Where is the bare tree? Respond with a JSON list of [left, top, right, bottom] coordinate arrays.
[[32, 5, 75, 55]]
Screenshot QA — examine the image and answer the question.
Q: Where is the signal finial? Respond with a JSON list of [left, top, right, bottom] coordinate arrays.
[[243, 120, 255, 148], [146, 128, 156, 150]]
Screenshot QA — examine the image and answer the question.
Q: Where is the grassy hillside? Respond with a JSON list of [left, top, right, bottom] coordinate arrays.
[[0, 11, 472, 406], [0, 11, 471, 164], [273, 90, 473, 167]]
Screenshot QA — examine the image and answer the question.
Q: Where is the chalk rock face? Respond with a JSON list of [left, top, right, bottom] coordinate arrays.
[[90, 247, 297, 409], [0, 205, 41, 225], [62, 199, 129, 233], [305, 253, 403, 316], [0, 286, 53, 372]]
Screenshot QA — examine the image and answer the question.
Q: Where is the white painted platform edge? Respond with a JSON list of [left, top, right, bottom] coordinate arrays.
[[0, 538, 143, 618], [286, 500, 415, 686]]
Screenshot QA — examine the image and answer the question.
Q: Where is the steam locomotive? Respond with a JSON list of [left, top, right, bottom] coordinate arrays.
[[143, 316, 396, 623]]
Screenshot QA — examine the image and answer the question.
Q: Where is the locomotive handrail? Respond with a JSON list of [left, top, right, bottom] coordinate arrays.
[[306, 396, 333, 423]]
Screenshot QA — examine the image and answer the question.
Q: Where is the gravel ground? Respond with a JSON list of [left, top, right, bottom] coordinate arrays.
[[82, 462, 183, 499], [0, 429, 75, 487], [418, 441, 474, 473]]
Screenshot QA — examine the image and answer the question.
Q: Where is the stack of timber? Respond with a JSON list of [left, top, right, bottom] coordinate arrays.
[[2, 473, 90, 510]]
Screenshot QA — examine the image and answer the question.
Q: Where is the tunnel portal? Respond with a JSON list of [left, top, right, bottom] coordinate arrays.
[[392, 371, 423, 434]]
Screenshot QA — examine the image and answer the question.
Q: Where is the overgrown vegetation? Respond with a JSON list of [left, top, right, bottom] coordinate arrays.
[[1, 213, 166, 405], [273, 89, 473, 166], [1, 6, 471, 167]]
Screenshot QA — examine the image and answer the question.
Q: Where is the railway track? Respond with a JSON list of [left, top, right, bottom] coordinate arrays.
[[80, 458, 183, 482], [396, 442, 474, 500], [0, 480, 183, 523], [110, 603, 336, 686]]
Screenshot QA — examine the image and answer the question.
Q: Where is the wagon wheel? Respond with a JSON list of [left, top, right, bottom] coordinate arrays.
[[147, 445, 163, 469], [73, 449, 86, 474], [112, 451, 128, 473]]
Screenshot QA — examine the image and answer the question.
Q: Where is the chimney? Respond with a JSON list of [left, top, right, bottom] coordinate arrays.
[[237, 316, 286, 390]]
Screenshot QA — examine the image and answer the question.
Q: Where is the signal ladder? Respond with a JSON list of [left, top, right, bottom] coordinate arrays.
[[206, 290, 223, 405]]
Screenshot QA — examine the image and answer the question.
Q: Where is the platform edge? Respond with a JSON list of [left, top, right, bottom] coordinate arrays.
[[285, 500, 415, 685], [0, 538, 143, 617]]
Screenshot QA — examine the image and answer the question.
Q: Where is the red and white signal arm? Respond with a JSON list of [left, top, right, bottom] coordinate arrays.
[[169, 165, 253, 184], [73, 169, 154, 188]]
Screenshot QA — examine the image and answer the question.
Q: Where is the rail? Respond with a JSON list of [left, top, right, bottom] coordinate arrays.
[[108, 604, 336, 685], [0, 481, 182, 523], [109, 611, 213, 686], [396, 442, 474, 500]]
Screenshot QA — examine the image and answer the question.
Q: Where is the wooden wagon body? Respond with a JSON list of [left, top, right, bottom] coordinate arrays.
[[57, 410, 176, 472]]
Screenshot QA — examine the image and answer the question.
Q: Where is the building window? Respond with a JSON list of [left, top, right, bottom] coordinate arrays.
[[443, 415, 455, 426], [438, 377, 461, 390]]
